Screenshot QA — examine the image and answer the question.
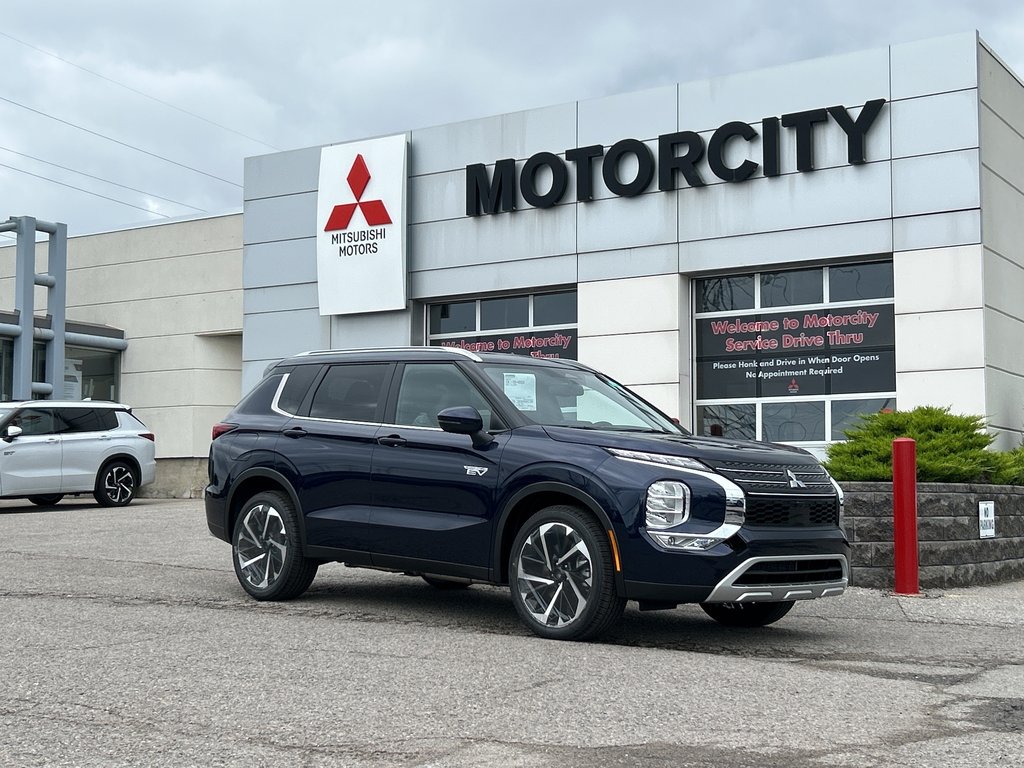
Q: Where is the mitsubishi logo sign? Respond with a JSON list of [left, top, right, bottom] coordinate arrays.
[[324, 154, 393, 231], [316, 134, 408, 315]]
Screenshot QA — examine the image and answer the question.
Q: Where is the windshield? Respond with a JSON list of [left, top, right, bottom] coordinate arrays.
[[481, 363, 685, 434], [0, 408, 13, 423]]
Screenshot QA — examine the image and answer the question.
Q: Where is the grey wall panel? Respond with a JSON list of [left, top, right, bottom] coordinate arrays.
[[982, 170, 1024, 262], [408, 205, 576, 273], [676, 47, 890, 130], [577, 190, 677, 252], [241, 360, 276, 396], [243, 239, 317, 289], [677, 219, 893, 274], [577, 84, 677, 146], [890, 90, 980, 158], [242, 308, 330, 361], [243, 282, 319, 314], [980, 45, 1024, 136], [893, 210, 981, 252], [410, 254, 577, 300], [677, 161, 892, 242], [409, 103, 577, 176], [984, 246, 1024, 325], [409, 169, 464, 225], [578, 244, 678, 282], [330, 309, 414, 348], [890, 32, 978, 100], [891, 149, 980, 218], [244, 146, 321, 201], [243, 193, 317, 245], [981, 103, 1024, 195]]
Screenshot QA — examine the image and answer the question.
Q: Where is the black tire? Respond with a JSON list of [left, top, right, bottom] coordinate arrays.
[[28, 494, 64, 507], [232, 490, 318, 601], [421, 575, 471, 590], [700, 600, 795, 627], [94, 460, 137, 507], [509, 505, 626, 641]]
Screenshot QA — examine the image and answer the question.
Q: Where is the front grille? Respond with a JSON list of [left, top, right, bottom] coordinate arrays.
[[711, 460, 834, 493], [735, 558, 845, 586], [745, 495, 840, 527]]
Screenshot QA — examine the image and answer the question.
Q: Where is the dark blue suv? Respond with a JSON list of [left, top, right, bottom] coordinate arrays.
[[205, 347, 849, 640]]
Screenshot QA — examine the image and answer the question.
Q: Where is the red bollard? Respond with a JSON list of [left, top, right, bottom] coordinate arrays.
[[892, 437, 920, 595]]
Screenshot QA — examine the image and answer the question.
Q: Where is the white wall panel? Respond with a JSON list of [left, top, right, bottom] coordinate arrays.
[[895, 309, 984, 371], [578, 244, 678, 282], [244, 146, 320, 201], [890, 32, 978, 100], [243, 239, 318, 289], [242, 309, 330, 361], [244, 283, 319, 314], [243, 193, 317, 245], [578, 274, 681, 336], [892, 245, 983, 314], [896, 368, 986, 414], [893, 210, 981, 252], [891, 150, 980, 218], [890, 89, 980, 158], [409, 255, 577, 300], [578, 189, 677, 252], [577, 331, 680, 387]]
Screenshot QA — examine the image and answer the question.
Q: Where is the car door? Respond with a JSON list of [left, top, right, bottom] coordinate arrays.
[[369, 362, 507, 578], [282, 362, 391, 560], [53, 407, 114, 492], [0, 407, 62, 496]]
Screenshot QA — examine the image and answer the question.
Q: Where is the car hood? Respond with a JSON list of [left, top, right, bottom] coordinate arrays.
[[540, 426, 822, 466]]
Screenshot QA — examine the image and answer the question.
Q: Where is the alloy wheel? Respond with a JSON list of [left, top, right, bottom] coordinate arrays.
[[515, 521, 593, 628], [103, 465, 135, 504], [234, 503, 288, 590]]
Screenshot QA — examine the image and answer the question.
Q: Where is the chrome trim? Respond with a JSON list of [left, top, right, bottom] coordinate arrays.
[[294, 346, 483, 362], [269, 373, 293, 417], [647, 522, 742, 551], [610, 454, 746, 498], [704, 554, 849, 603]]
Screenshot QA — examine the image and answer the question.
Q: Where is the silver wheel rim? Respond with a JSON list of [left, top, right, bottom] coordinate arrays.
[[516, 521, 593, 628], [104, 466, 135, 503], [235, 503, 288, 589]]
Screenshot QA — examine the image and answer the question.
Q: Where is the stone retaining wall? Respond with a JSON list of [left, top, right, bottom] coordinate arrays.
[[843, 482, 1024, 589]]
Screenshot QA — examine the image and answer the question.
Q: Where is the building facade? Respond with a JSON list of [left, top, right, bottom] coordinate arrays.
[[243, 31, 1024, 457], [3, 31, 1023, 493]]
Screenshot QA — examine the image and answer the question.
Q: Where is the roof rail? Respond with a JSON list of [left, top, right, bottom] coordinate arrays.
[[292, 346, 483, 362]]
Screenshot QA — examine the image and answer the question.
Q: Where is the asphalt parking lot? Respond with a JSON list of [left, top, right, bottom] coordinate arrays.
[[1, 498, 1022, 767]]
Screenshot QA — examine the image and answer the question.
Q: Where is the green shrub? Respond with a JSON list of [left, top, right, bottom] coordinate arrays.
[[825, 406, 1002, 483], [995, 444, 1024, 485]]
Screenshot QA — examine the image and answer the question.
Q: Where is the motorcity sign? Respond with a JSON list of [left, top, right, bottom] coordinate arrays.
[[431, 328, 577, 360], [695, 303, 895, 399], [465, 99, 885, 215], [316, 134, 408, 315]]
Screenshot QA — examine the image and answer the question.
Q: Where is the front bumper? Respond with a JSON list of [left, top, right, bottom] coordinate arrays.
[[621, 526, 850, 605]]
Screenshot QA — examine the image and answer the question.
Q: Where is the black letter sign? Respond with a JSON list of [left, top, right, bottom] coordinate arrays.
[[466, 160, 517, 215]]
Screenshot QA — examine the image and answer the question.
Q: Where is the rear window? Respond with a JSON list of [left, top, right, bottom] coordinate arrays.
[[233, 374, 285, 416], [277, 365, 322, 415]]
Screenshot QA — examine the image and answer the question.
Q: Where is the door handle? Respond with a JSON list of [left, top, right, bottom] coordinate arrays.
[[282, 427, 308, 439], [377, 435, 407, 447]]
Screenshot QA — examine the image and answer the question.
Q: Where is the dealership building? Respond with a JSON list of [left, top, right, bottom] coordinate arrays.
[[2, 30, 1023, 492]]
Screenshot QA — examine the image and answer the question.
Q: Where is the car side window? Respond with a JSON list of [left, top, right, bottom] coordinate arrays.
[[58, 408, 107, 433], [308, 364, 389, 422], [394, 363, 498, 429], [13, 408, 55, 436]]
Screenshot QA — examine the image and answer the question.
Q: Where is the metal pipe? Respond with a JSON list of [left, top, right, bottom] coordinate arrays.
[[65, 332, 128, 351], [34, 273, 57, 288]]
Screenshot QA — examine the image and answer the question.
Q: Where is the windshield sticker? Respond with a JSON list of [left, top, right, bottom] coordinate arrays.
[[503, 373, 537, 411]]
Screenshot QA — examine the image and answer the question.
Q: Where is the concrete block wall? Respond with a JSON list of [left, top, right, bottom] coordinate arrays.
[[843, 481, 1024, 588]]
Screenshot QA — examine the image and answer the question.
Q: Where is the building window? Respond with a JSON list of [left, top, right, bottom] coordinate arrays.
[[694, 261, 895, 444], [427, 290, 577, 360], [0, 341, 120, 401]]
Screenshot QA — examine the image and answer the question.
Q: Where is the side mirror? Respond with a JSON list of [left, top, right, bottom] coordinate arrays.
[[4, 425, 22, 443], [437, 406, 494, 448]]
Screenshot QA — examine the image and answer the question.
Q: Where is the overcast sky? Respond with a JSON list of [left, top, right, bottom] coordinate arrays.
[[1, 0, 1022, 239]]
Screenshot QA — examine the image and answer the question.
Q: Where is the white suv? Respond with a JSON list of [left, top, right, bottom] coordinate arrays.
[[0, 401, 156, 507]]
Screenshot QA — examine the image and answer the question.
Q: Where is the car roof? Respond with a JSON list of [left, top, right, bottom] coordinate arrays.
[[275, 347, 595, 372], [0, 400, 131, 410]]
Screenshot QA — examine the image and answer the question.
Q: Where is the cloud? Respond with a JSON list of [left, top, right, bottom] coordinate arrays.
[[0, 0, 1022, 235]]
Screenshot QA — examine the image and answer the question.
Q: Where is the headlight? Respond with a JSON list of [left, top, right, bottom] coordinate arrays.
[[607, 448, 711, 472], [645, 480, 689, 528]]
